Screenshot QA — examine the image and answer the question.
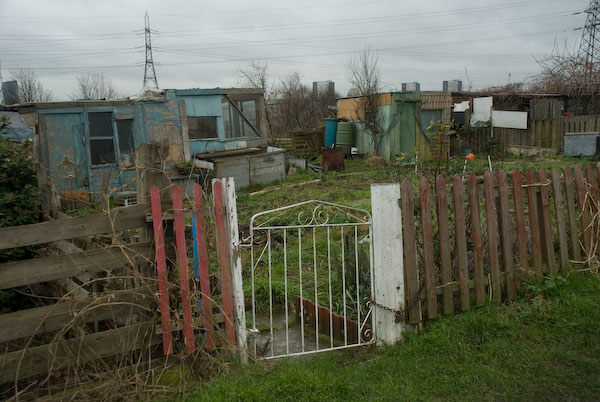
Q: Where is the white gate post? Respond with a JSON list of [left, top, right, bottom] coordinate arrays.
[[370, 183, 406, 345], [220, 177, 248, 363]]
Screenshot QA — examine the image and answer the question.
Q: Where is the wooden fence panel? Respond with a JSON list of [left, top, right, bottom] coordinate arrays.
[[0, 202, 154, 250], [435, 175, 454, 315], [150, 186, 173, 355], [551, 168, 569, 272], [526, 169, 543, 275], [484, 172, 502, 302], [0, 288, 154, 344], [400, 179, 421, 324], [172, 185, 196, 354], [193, 184, 216, 350], [512, 170, 529, 271], [452, 175, 469, 312], [0, 242, 153, 290], [564, 166, 582, 261], [468, 173, 486, 306], [538, 168, 556, 274], [497, 171, 516, 299], [420, 177, 438, 319], [574, 165, 592, 256], [213, 180, 236, 343]]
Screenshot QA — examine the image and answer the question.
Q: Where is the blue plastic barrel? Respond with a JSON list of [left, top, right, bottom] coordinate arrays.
[[324, 118, 338, 148]]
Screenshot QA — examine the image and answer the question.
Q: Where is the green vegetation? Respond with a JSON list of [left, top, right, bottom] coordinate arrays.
[[187, 272, 600, 401]]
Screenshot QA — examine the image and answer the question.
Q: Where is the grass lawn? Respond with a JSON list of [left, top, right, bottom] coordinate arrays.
[[186, 272, 600, 401]]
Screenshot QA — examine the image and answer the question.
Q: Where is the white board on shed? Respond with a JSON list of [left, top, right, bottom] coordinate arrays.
[[470, 97, 493, 125], [492, 110, 528, 129]]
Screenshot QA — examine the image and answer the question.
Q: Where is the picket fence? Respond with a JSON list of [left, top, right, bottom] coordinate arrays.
[[399, 164, 598, 324]]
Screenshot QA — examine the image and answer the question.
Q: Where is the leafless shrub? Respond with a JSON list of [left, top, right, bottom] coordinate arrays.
[[71, 72, 122, 101]]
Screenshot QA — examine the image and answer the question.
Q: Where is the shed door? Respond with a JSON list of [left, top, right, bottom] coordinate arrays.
[[397, 102, 416, 155], [42, 113, 88, 191]]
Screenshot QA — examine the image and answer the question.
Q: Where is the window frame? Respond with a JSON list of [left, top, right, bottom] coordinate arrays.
[[87, 111, 117, 167]]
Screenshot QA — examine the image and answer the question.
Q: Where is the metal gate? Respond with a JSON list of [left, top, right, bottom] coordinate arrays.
[[248, 200, 375, 359]]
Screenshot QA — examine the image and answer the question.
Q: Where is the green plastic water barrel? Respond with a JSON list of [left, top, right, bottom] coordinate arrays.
[[336, 122, 356, 155]]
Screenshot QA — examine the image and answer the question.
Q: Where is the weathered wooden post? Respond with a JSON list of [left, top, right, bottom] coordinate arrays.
[[213, 177, 248, 363], [370, 183, 407, 345]]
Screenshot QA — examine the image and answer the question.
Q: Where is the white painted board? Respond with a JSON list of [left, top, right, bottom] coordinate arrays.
[[492, 110, 528, 129], [370, 183, 405, 346], [471, 96, 493, 125]]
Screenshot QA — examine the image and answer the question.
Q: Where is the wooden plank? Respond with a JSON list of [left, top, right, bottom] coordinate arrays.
[[370, 183, 406, 344], [551, 168, 569, 272], [564, 166, 581, 261], [150, 186, 173, 356], [497, 171, 516, 300], [0, 321, 161, 385], [172, 185, 195, 355], [419, 177, 438, 319], [484, 172, 502, 302], [223, 177, 248, 362], [452, 175, 469, 312], [538, 168, 556, 274], [0, 288, 154, 344], [0, 202, 153, 250], [435, 175, 454, 315], [526, 169, 543, 275], [400, 179, 421, 324], [512, 170, 529, 272], [468, 173, 486, 306], [0, 242, 153, 290], [552, 167, 569, 273], [574, 165, 592, 257], [213, 180, 236, 343], [193, 184, 215, 350]]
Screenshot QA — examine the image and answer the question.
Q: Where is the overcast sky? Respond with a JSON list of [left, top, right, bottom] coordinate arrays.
[[0, 0, 589, 100]]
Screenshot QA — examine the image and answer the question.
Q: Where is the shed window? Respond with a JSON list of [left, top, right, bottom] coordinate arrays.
[[117, 119, 134, 164], [222, 98, 260, 139], [188, 116, 218, 139], [89, 112, 116, 165], [421, 109, 444, 136]]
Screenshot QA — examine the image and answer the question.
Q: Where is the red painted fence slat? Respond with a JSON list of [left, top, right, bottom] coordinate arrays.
[[172, 185, 196, 354], [400, 179, 421, 324], [497, 171, 516, 300], [483, 171, 501, 302], [468, 173, 486, 306], [150, 186, 173, 355], [419, 177, 438, 320], [452, 175, 469, 312], [435, 175, 453, 315], [213, 180, 236, 343], [193, 184, 215, 350], [512, 170, 529, 273], [525, 169, 543, 275]]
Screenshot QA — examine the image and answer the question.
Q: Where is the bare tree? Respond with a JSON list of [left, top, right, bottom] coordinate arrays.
[[237, 60, 274, 134], [9, 68, 53, 103], [531, 39, 600, 114], [270, 71, 320, 134], [71, 72, 121, 100], [346, 47, 383, 154]]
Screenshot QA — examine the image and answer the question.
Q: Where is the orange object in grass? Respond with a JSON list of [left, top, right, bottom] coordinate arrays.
[[466, 153, 476, 161]]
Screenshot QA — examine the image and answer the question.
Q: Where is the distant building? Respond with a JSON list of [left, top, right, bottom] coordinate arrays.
[[443, 80, 462, 92], [401, 82, 420, 92], [313, 80, 335, 94], [2, 81, 18, 105]]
